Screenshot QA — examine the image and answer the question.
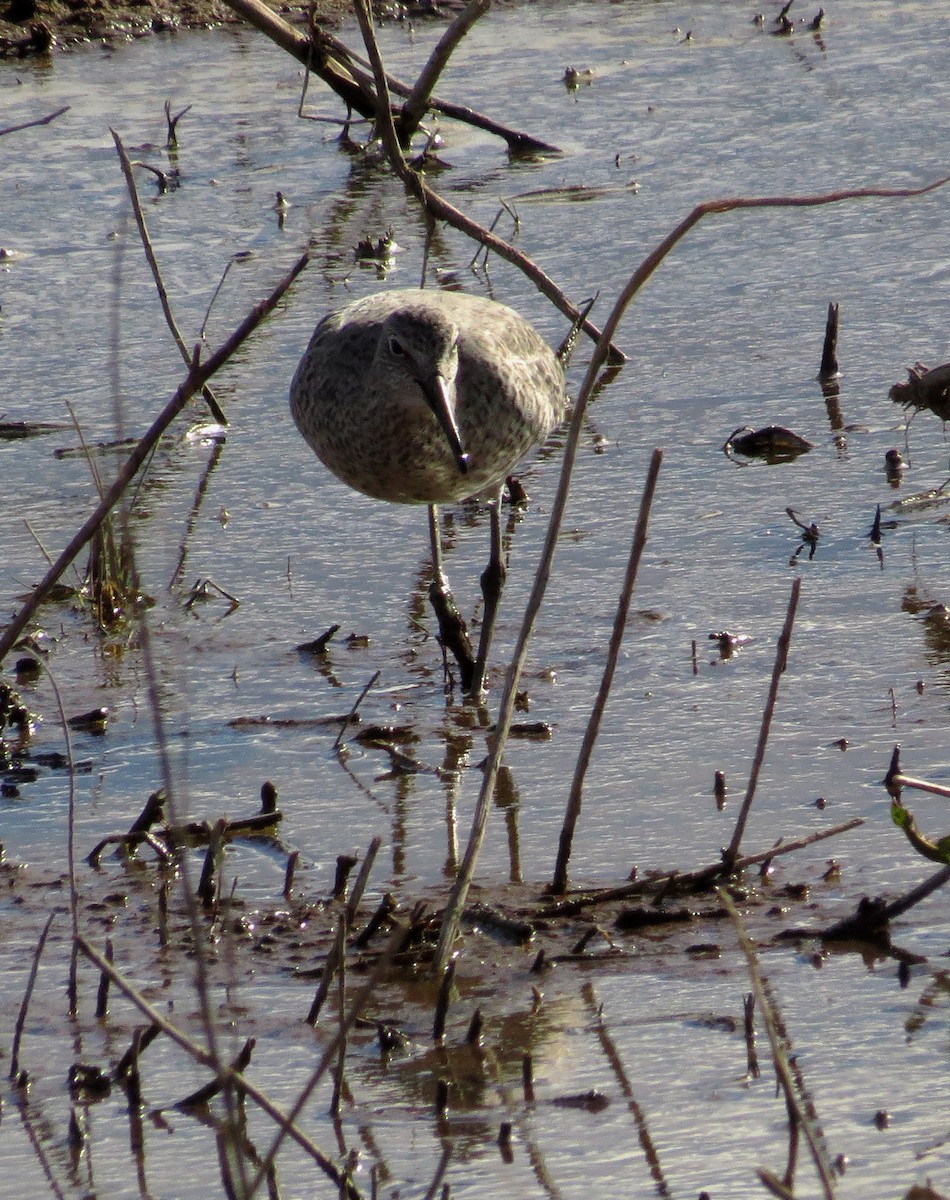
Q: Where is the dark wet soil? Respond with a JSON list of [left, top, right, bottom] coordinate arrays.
[[0, 0, 345, 57]]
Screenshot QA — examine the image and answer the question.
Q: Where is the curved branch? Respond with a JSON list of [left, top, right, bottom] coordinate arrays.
[[430, 174, 950, 972]]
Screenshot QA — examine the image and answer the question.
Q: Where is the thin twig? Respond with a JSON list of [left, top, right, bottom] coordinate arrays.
[[333, 670, 381, 750], [722, 579, 801, 873], [111, 129, 228, 424], [888, 772, 950, 801], [43, 663, 80, 1016], [0, 105, 70, 138], [421, 1145, 453, 1200], [551, 449, 662, 894], [10, 912, 57, 1081], [221, 0, 559, 155], [581, 982, 672, 1196], [0, 250, 309, 668], [345, 836, 381, 928], [246, 921, 408, 1197]]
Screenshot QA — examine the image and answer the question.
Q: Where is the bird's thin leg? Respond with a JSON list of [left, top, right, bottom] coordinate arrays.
[[471, 491, 506, 697], [427, 503, 476, 692]]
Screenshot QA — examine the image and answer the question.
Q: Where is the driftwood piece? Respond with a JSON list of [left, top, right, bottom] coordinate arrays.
[[85, 786, 283, 866], [220, 0, 560, 156]]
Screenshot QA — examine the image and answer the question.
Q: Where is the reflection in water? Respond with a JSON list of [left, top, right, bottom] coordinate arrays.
[[903, 582, 950, 684], [494, 763, 522, 884], [581, 981, 672, 1198]]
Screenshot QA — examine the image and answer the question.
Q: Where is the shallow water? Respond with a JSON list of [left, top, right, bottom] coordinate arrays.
[[2, 2, 950, 1196]]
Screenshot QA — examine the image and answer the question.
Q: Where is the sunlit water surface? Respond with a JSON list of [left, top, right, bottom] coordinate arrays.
[[2, 2, 950, 1197]]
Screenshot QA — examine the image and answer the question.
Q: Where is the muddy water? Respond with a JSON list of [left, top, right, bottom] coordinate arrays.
[[2, 2, 950, 1197]]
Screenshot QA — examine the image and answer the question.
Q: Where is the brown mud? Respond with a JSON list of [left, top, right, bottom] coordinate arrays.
[[0, 0, 346, 57]]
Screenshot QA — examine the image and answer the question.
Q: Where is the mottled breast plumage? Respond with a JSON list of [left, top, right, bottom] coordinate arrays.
[[290, 288, 566, 506]]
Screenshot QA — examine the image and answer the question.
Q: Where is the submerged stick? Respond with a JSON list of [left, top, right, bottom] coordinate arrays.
[[536, 817, 865, 916], [95, 938, 114, 1019], [812, 862, 950, 942], [721, 578, 801, 874], [551, 449, 662, 895], [44, 663, 81, 1017], [307, 920, 344, 1026], [0, 250, 309, 668], [345, 836, 381, 927], [333, 670, 381, 751], [176, 1038, 255, 1108], [0, 105, 70, 138], [10, 911, 57, 1082]]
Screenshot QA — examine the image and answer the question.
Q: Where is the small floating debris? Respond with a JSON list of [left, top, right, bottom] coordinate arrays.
[[68, 707, 109, 735], [506, 721, 554, 741], [563, 65, 594, 90], [354, 227, 399, 267], [723, 425, 813, 461], [708, 630, 751, 659], [183, 577, 239, 612], [551, 1090, 610, 1113], [884, 448, 906, 482], [786, 507, 820, 557]]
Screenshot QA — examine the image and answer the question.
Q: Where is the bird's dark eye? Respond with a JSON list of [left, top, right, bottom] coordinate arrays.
[[388, 336, 406, 357]]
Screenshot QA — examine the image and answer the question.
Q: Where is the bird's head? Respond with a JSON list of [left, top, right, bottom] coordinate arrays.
[[379, 309, 470, 477]]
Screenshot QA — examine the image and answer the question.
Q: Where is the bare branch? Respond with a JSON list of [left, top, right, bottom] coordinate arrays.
[[0, 104, 70, 138]]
